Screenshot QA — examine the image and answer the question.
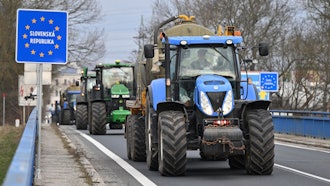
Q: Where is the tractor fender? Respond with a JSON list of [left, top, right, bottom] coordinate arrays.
[[239, 100, 271, 128], [147, 78, 166, 111], [90, 99, 106, 104], [156, 101, 186, 115], [77, 101, 88, 106], [241, 100, 271, 117]]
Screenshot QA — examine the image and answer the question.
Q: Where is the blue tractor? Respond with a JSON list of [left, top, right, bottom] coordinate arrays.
[[59, 82, 81, 125], [142, 15, 274, 176]]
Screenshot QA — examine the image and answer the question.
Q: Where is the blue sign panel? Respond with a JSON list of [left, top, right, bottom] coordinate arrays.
[[16, 9, 67, 64], [260, 72, 278, 92], [241, 72, 270, 100]]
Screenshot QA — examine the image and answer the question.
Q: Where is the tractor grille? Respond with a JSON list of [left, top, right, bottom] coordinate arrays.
[[206, 92, 226, 112], [107, 97, 127, 110]]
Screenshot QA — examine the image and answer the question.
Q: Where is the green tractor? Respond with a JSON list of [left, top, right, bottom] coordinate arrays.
[[76, 68, 96, 130], [89, 60, 135, 135]]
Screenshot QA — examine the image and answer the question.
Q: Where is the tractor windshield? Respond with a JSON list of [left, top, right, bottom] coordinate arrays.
[[86, 78, 96, 91], [179, 46, 236, 79], [102, 67, 134, 90]]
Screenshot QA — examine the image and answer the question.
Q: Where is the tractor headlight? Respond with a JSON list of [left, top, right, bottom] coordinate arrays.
[[122, 94, 130, 98], [94, 84, 101, 91], [223, 90, 233, 115], [111, 95, 120, 98], [200, 91, 213, 115], [226, 39, 233, 45]]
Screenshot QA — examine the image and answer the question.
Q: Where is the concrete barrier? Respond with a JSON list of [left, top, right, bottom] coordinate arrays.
[[3, 108, 37, 186]]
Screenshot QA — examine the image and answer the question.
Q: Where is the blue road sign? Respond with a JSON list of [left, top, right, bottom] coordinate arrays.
[[260, 72, 278, 92], [16, 9, 68, 64]]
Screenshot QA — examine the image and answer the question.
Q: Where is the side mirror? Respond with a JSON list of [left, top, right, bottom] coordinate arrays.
[[144, 44, 154, 58], [259, 42, 269, 56]]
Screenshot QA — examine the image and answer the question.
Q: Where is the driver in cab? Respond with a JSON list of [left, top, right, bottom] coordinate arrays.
[[191, 49, 213, 70]]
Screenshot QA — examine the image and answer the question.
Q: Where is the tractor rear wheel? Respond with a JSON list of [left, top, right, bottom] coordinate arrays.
[[245, 109, 274, 175], [229, 155, 245, 169], [158, 111, 187, 176], [131, 114, 146, 161], [146, 93, 158, 171], [91, 102, 107, 135], [76, 105, 88, 130], [126, 115, 133, 160]]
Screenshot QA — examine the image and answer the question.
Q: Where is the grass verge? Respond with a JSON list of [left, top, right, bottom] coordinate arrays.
[[0, 125, 24, 184]]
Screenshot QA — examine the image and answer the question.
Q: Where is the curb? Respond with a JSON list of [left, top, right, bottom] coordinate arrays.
[[58, 127, 106, 185], [275, 134, 330, 149]]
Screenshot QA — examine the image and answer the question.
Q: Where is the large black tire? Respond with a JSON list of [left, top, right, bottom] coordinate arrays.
[[158, 111, 187, 176], [88, 103, 93, 134], [131, 114, 146, 161], [91, 102, 107, 135], [76, 105, 88, 130], [229, 155, 245, 169], [146, 93, 158, 170], [245, 109, 274, 175], [62, 109, 71, 125], [126, 115, 133, 160]]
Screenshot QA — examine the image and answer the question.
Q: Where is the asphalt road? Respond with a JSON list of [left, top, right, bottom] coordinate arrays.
[[61, 125, 330, 186]]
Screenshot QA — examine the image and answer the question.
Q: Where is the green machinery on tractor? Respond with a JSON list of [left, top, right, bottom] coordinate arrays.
[[88, 60, 135, 135], [76, 67, 96, 130], [59, 82, 81, 125], [125, 15, 275, 176]]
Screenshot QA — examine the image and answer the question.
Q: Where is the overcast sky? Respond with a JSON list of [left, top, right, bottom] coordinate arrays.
[[94, 0, 153, 63]]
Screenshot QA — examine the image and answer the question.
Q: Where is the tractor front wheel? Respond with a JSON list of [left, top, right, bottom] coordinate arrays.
[[61, 109, 71, 125], [158, 111, 187, 176], [245, 109, 274, 175], [91, 102, 106, 135], [76, 105, 88, 130]]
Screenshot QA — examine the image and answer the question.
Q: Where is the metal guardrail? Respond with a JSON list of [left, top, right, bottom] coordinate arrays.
[[270, 110, 330, 139], [3, 107, 37, 186]]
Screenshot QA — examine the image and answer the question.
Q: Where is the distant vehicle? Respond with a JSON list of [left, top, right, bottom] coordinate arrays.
[[75, 68, 96, 130], [59, 82, 81, 125], [88, 60, 136, 135]]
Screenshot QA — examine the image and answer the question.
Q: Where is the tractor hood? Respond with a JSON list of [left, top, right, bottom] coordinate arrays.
[[111, 84, 130, 96], [194, 74, 234, 116]]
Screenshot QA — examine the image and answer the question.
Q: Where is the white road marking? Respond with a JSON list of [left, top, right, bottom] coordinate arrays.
[[275, 142, 330, 154], [76, 130, 329, 185], [275, 164, 330, 184], [79, 132, 157, 186]]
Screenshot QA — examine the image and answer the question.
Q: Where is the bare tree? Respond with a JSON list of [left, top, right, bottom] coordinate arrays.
[[303, 0, 330, 111], [24, 0, 106, 68], [0, 0, 24, 123]]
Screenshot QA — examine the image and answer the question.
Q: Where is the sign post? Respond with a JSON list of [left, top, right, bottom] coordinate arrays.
[[16, 8, 68, 179]]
